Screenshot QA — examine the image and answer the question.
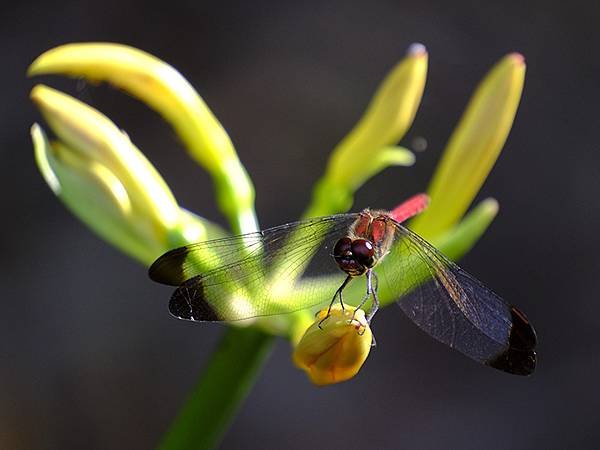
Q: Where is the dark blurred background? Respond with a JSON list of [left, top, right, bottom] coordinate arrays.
[[2, 1, 599, 449]]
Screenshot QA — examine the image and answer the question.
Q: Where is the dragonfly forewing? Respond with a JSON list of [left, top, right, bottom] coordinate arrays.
[[154, 215, 359, 321]]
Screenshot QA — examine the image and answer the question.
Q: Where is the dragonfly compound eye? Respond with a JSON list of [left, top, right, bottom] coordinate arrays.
[[351, 239, 375, 268], [333, 237, 353, 257], [333, 237, 365, 276]]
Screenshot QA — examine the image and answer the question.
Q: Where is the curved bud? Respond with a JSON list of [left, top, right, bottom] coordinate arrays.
[[30, 86, 222, 263], [292, 305, 372, 385], [304, 44, 427, 218], [28, 43, 257, 234], [411, 53, 525, 239]]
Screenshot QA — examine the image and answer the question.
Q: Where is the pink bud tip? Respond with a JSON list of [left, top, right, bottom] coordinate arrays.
[[508, 52, 525, 65], [407, 43, 427, 56]]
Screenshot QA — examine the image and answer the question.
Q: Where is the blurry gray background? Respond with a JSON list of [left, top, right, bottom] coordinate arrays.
[[2, 1, 599, 449]]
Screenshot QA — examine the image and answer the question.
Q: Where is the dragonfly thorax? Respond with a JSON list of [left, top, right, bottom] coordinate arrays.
[[333, 236, 376, 277]]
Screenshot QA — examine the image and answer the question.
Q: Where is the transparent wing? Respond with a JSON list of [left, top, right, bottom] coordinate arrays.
[[376, 221, 537, 375], [149, 214, 363, 321]]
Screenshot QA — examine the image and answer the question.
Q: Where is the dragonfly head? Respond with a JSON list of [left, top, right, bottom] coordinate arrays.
[[333, 236, 376, 276]]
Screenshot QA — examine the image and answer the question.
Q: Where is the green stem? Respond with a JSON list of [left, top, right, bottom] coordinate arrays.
[[157, 327, 274, 450]]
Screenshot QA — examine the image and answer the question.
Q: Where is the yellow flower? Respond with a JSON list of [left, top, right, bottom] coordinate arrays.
[[292, 305, 373, 385]]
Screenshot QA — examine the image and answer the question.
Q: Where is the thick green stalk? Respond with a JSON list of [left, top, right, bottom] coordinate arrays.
[[158, 327, 274, 450]]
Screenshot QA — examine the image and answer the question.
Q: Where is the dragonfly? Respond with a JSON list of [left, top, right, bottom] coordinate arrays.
[[149, 194, 537, 376]]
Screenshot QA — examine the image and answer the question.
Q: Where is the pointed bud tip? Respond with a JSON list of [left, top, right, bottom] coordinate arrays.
[[482, 198, 500, 215], [30, 84, 42, 100], [407, 43, 427, 56], [507, 52, 525, 66], [26, 59, 41, 77], [30, 84, 51, 105]]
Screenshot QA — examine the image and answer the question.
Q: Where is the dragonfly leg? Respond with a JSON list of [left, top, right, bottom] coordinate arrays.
[[371, 334, 377, 347], [352, 269, 375, 324], [366, 271, 380, 324], [353, 270, 380, 324], [354, 290, 371, 318], [319, 275, 352, 329], [372, 270, 379, 292]]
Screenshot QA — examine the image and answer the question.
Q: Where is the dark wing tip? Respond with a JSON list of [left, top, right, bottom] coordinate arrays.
[[148, 247, 189, 286], [487, 306, 538, 376], [168, 277, 220, 322], [509, 305, 537, 350], [487, 348, 537, 376]]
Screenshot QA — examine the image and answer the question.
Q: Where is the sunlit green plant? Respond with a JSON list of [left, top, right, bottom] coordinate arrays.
[[28, 42, 524, 450]]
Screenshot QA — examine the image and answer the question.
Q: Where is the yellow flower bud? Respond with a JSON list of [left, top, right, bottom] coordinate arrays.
[[304, 43, 427, 218], [31, 84, 180, 233], [292, 305, 372, 385], [31, 124, 160, 264], [411, 53, 525, 239]]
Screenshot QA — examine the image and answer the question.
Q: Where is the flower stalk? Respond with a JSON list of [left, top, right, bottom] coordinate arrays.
[[158, 327, 273, 450]]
